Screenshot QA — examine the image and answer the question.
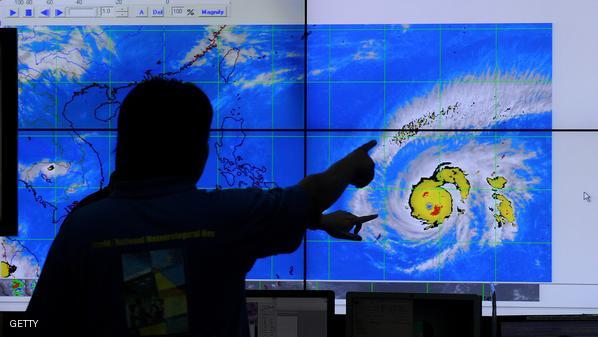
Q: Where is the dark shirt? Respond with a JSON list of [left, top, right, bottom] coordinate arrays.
[[26, 177, 313, 337]]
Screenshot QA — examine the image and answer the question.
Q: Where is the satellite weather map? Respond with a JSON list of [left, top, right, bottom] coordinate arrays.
[[0, 23, 551, 296], [4, 25, 306, 295], [306, 24, 552, 283]]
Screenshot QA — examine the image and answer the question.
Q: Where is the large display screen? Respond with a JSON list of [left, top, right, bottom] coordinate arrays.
[[16, 23, 305, 278], [0, 0, 307, 310], [306, 0, 598, 316], [1, 0, 598, 318], [305, 21, 552, 285]]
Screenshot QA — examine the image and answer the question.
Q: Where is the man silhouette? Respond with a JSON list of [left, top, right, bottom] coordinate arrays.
[[26, 78, 377, 337]]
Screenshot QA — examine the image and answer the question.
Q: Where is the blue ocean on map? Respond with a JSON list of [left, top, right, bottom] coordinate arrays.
[[2, 23, 552, 295], [12, 25, 306, 291], [306, 24, 552, 282]]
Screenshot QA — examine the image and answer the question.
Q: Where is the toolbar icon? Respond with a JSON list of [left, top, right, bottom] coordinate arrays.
[[115, 6, 128, 17], [135, 7, 147, 17], [150, 7, 164, 17]]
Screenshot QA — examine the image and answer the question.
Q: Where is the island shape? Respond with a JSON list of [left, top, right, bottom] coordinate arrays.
[[486, 176, 508, 189], [486, 175, 517, 228], [409, 162, 471, 230]]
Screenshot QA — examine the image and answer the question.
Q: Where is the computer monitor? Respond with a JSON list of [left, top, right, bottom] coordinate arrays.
[[500, 315, 598, 337], [246, 290, 334, 337], [346, 292, 481, 337], [0, 28, 17, 236]]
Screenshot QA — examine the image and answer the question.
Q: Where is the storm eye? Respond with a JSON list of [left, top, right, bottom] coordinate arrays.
[[425, 202, 433, 210]]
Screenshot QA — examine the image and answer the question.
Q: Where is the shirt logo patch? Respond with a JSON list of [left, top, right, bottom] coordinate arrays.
[[122, 248, 189, 336]]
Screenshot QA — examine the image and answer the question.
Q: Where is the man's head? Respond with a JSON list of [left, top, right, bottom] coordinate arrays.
[[115, 78, 213, 181]]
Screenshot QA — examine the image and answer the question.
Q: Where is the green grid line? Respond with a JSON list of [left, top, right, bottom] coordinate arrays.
[[25, 26, 551, 33], [17, 186, 553, 192], [305, 134, 553, 139], [309, 27, 552, 32], [493, 24, 499, 282], [327, 25, 332, 281], [23, 79, 551, 85], [438, 24, 443, 130], [108, 28, 113, 179], [53, 57, 59, 237], [28, 27, 304, 33], [12, 238, 552, 245], [437, 24, 444, 280], [17, 134, 555, 139], [215, 31, 221, 189], [383, 26, 387, 128], [382, 134, 388, 280], [162, 31, 167, 74], [270, 25, 275, 280], [109, 27, 305, 32], [306, 240, 551, 245]]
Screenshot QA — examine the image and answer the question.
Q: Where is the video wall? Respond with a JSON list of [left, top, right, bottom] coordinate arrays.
[[0, 22, 554, 299]]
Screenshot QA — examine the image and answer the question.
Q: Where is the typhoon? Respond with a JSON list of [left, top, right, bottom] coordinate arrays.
[[348, 71, 551, 279]]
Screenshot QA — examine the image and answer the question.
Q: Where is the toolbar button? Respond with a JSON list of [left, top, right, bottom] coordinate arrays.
[[150, 6, 164, 17], [115, 6, 129, 17], [135, 7, 148, 17], [24, 8, 34, 17], [7, 8, 18, 17], [55, 8, 65, 17], [198, 6, 227, 17], [39, 8, 51, 17]]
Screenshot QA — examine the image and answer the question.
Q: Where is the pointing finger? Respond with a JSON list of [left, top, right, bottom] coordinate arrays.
[[355, 214, 378, 223], [357, 140, 377, 152]]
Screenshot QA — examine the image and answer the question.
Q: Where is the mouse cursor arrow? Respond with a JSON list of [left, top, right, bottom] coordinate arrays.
[[583, 192, 591, 203]]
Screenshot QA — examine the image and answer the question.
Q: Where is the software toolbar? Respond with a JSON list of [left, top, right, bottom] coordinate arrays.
[[4, 5, 227, 18], [0, 0, 304, 24]]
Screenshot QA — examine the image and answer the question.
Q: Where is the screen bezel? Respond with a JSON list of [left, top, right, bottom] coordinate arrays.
[[0, 28, 17, 236]]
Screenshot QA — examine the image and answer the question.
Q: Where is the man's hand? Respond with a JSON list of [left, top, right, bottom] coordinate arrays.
[[334, 140, 377, 188], [299, 139, 377, 214], [318, 210, 378, 241]]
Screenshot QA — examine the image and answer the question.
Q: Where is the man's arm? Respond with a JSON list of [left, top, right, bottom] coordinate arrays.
[[299, 140, 377, 215], [228, 140, 377, 258]]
